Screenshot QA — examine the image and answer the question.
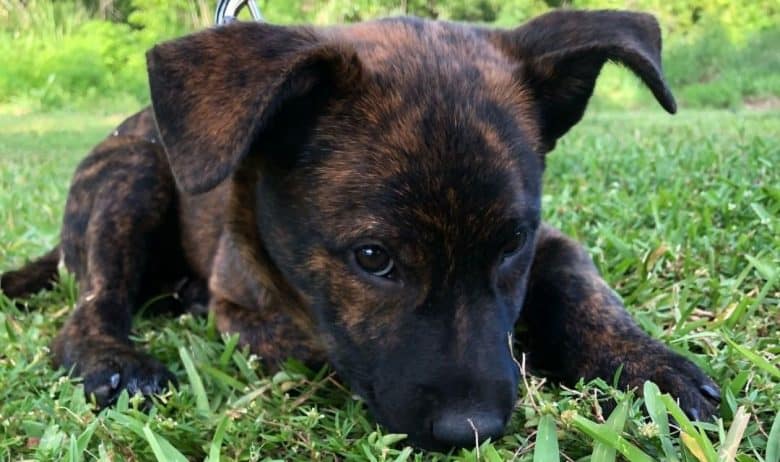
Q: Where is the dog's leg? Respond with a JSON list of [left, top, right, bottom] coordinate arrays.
[[519, 224, 720, 419], [52, 136, 178, 407]]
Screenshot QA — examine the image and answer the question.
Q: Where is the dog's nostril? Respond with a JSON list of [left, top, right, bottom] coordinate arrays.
[[431, 411, 506, 448]]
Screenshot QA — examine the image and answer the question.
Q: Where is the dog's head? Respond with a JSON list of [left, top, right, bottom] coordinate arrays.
[[147, 10, 674, 449]]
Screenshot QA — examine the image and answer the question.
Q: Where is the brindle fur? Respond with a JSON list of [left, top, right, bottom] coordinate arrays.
[[1, 10, 719, 449]]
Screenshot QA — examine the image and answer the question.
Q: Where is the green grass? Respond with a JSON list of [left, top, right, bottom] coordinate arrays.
[[0, 107, 778, 460], [2, 1, 779, 112]]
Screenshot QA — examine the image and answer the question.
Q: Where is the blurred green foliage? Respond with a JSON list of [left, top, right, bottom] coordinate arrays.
[[0, 0, 777, 111]]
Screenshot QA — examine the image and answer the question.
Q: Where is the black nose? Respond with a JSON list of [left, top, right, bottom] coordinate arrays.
[[431, 410, 506, 447]]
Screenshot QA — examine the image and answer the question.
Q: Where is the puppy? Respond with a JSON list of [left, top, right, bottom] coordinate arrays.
[[0, 10, 719, 449]]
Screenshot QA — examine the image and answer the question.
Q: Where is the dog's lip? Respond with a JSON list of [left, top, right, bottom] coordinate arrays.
[[353, 383, 445, 449], [350, 379, 377, 408], [345, 380, 496, 451]]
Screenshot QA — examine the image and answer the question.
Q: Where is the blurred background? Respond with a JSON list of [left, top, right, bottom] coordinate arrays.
[[0, 0, 778, 113]]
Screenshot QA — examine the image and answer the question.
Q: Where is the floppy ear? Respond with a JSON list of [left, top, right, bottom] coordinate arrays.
[[146, 22, 362, 194], [485, 9, 676, 152]]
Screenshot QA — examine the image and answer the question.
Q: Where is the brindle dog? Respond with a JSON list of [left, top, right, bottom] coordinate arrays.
[[1, 9, 720, 449]]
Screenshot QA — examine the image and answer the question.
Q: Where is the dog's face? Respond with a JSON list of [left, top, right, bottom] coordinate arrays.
[[147, 11, 675, 448], [252, 39, 543, 447]]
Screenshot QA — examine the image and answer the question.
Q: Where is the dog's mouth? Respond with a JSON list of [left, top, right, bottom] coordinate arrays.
[[350, 379, 376, 406], [346, 378, 452, 450], [330, 363, 378, 412]]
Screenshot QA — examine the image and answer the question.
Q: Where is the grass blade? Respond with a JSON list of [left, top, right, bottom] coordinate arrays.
[[571, 414, 654, 462], [534, 414, 560, 462], [392, 446, 413, 462], [767, 412, 780, 462], [218, 333, 240, 368], [106, 410, 145, 435], [142, 425, 188, 462], [681, 432, 709, 462], [592, 400, 629, 462], [75, 419, 99, 455], [722, 334, 780, 379], [717, 406, 749, 462], [660, 394, 717, 462], [483, 444, 504, 462], [179, 346, 211, 414], [643, 382, 679, 462], [200, 363, 246, 391], [108, 412, 187, 462], [67, 434, 79, 462], [207, 414, 230, 462]]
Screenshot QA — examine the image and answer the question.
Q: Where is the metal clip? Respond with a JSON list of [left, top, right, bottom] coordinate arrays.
[[215, 0, 264, 25]]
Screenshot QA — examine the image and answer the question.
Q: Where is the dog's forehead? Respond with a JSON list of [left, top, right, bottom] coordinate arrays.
[[333, 17, 503, 67], [298, 22, 543, 246], [329, 18, 532, 111], [298, 19, 543, 242]]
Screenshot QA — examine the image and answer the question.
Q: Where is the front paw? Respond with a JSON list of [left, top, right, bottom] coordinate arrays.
[[625, 348, 720, 421], [57, 342, 177, 408], [85, 354, 176, 407]]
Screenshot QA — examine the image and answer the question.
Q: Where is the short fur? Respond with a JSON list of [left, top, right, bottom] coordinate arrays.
[[1, 10, 719, 449]]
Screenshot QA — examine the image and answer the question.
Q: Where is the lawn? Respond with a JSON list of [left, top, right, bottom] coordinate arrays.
[[0, 107, 778, 461]]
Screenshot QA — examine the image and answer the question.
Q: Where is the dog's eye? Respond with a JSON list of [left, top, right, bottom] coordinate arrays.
[[501, 231, 529, 261], [355, 245, 394, 277]]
